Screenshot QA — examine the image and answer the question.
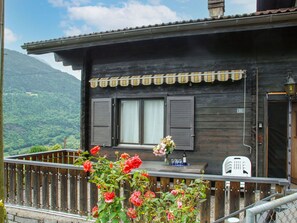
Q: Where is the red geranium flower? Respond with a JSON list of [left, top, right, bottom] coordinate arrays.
[[90, 145, 100, 155], [122, 155, 142, 173], [122, 164, 131, 174], [109, 162, 113, 168], [103, 191, 115, 203], [120, 153, 130, 159], [141, 172, 149, 178], [127, 208, 137, 219], [92, 205, 99, 218], [83, 160, 92, 172], [144, 190, 155, 199], [170, 190, 178, 196], [126, 155, 142, 169], [129, 191, 143, 207], [167, 211, 174, 221]]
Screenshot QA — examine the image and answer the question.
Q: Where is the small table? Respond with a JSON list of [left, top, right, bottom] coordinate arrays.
[[138, 161, 208, 174]]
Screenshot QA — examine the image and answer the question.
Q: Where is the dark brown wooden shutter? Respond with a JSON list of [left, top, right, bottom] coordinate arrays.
[[167, 96, 195, 151], [91, 98, 112, 146]]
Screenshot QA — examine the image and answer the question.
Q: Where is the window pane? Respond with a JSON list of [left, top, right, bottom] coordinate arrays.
[[120, 100, 139, 143], [143, 100, 164, 144]]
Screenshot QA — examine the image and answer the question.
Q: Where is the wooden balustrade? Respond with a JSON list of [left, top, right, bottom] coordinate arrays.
[[4, 150, 290, 222]]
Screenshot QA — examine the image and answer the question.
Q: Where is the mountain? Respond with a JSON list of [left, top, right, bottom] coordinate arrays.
[[3, 49, 81, 156]]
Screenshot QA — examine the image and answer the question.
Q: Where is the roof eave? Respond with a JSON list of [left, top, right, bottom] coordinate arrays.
[[22, 11, 297, 55]]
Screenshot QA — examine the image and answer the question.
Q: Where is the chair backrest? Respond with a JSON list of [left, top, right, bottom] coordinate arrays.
[[222, 156, 251, 177]]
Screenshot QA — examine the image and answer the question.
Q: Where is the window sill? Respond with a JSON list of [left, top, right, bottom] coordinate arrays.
[[113, 144, 154, 150]]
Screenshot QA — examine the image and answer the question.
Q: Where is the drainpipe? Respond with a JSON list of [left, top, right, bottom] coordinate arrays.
[[287, 97, 292, 187], [243, 72, 253, 153], [255, 68, 259, 177]]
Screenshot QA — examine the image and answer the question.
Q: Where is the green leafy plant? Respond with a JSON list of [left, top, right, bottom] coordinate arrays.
[[76, 145, 206, 223], [0, 199, 7, 220]]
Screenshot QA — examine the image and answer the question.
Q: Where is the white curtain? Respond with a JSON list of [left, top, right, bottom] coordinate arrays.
[[143, 100, 164, 144], [120, 100, 139, 143]]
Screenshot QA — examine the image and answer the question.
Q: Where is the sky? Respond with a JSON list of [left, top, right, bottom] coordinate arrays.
[[5, 0, 256, 80]]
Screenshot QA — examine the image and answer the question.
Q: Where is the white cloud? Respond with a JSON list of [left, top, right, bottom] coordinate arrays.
[[48, 0, 91, 8], [63, 1, 181, 35], [4, 28, 18, 44]]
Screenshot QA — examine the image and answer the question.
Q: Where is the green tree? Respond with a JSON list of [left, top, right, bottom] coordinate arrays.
[[29, 145, 48, 153]]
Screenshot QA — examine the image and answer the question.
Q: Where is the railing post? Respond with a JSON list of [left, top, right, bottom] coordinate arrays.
[[59, 168, 68, 212], [214, 181, 225, 220], [200, 181, 211, 223], [69, 169, 78, 214], [79, 171, 88, 215], [245, 208, 255, 223], [50, 168, 58, 211], [32, 165, 40, 208], [25, 164, 32, 206], [41, 166, 49, 209], [3, 163, 7, 202], [16, 164, 24, 205], [8, 163, 16, 204]]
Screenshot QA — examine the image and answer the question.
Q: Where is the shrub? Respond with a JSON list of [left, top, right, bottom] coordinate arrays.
[[75, 146, 207, 223]]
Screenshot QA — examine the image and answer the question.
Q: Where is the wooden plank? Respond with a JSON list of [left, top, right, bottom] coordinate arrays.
[[258, 183, 271, 200], [79, 171, 88, 215], [200, 181, 211, 223], [173, 178, 183, 186], [4, 163, 8, 202], [160, 177, 170, 192], [41, 166, 49, 209], [89, 182, 98, 213], [123, 179, 131, 206], [229, 181, 240, 217], [50, 168, 59, 211], [25, 164, 32, 206], [214, 181, 225, 220], [59, 168, 68, 212], [244, 182, 256, 207], [69, 169, 78, 214], [63, 151, 69, 164], [9, 163, 16, 204], [16, 164, 24, 205], [275, 185, 284, 194], [32, 165, 40, 208], [148, 176, 158, 192]]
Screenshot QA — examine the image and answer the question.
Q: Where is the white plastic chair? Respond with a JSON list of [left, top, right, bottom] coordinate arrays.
[[222, 156, 251, 177], [222, 156, 251, 189]]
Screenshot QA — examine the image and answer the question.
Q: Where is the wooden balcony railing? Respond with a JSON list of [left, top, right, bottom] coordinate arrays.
[[4, 150, 290, 222]]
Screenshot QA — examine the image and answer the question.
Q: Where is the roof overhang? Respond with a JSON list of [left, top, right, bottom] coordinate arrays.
[[22, 10, 297, 55]]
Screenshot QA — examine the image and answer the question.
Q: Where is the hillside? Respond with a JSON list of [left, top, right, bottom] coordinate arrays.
[[3, 49, 81, 156]]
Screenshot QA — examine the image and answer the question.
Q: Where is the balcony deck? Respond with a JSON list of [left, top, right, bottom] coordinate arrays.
[[4, 149, 290, 222]]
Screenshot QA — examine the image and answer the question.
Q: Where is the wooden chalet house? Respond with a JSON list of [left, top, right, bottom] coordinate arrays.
[[22, 0, 297, 183]]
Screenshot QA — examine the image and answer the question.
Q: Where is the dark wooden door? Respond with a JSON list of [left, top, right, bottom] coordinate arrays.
[[268, 101, 287, 178]]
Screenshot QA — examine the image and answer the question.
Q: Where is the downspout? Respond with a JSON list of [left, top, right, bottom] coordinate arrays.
[[243, 72, 253, 153], [287, 97, 292, 186], [255, 68, 259, 177]]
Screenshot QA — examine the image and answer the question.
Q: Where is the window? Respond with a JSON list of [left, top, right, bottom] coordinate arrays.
[[120, 99, 164, 145], [90, 96, 194, 150]]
